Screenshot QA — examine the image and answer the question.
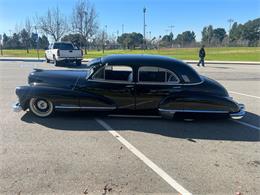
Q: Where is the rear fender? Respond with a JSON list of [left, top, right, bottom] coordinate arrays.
[[159, 93, 240, 113]]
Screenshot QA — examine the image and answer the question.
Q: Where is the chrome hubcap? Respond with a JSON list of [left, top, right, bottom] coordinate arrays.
[[37, 100, 48, 110]]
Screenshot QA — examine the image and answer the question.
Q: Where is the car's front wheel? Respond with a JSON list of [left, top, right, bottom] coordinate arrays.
[[29, 98, 54, 117]]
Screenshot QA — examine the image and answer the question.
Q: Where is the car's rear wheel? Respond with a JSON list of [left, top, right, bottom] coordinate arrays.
[[29, 98, 54, 117]]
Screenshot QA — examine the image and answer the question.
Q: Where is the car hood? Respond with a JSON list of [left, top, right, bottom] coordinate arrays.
[[28, 69, 89, 89]]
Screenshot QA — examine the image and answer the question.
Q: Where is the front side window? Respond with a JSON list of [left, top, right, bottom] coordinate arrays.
[[138, 66, 179, 83], [92, 65, 133, 82]]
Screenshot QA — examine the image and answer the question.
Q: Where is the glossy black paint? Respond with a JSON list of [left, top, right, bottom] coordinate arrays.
[[16, 54, 242, 116]]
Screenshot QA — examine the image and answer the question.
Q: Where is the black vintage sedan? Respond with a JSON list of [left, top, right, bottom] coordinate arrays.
[[13, 54, 245, 119]]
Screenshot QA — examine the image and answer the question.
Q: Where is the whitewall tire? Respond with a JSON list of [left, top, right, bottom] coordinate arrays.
[[29, 98, 54, 117]]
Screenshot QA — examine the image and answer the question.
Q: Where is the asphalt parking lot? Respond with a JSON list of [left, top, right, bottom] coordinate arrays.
[[0, 60, 259, 195]]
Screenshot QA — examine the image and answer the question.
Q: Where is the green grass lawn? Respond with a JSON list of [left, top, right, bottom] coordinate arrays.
[[1, 47, 260, 61]]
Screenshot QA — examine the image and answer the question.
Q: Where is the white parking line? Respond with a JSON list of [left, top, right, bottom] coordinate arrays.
[[96, 118, 192, 195], [232, 120, 260, 131], [229, 91, 260, 99]]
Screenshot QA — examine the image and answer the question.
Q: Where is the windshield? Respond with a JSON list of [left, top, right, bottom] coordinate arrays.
[[86, 58, 102, 79]]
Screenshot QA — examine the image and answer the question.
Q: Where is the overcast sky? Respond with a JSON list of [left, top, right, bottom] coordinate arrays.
[[0, 0, 259, 41]]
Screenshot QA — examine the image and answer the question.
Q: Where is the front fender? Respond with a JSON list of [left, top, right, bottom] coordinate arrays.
[[15, 85, 80, 110]]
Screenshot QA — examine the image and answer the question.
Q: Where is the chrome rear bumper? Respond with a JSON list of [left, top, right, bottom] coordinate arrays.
[[12, 102, 22, 112], [230, 104, 245, 120]]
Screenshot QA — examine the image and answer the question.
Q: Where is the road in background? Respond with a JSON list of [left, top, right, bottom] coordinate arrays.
[[0, 61, 259, 194]]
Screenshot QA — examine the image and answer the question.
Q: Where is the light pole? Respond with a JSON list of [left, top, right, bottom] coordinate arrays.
[[143, 7, 146, 50], [0, 34, 3, 56], [122, 24, 124, 35], [102, 30, 105, 54], [228, 19, 234, 45], [34, 26, 40, 60], [158, 35, 161, 51], [168, 25, 174, 47]]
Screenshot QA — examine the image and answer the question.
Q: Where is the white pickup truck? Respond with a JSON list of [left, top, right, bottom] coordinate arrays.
[[45, 42, 83, 66]]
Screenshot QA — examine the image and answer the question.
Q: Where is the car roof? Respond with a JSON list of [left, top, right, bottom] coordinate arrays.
[[100, 54, 202, 83], [101, 54, 182, 66]]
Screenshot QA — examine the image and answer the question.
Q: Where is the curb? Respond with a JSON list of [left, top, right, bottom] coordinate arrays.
[[0, 57, 259, 65]]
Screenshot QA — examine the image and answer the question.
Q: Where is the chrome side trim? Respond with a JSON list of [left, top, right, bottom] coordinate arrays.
[[159, 108, 229, 114], [179, 79, 204, 86], [55, 106, 80, 109], [55, 105, 116, 110], [88, 79, 134, 84], [81, 106, 116, 110]]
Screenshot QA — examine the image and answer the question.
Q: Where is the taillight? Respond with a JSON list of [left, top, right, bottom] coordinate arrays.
[[57, 49, 60, 57]]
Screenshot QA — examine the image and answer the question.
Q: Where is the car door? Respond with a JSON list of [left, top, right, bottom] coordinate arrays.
[[79, 65, 135, 110], [135, 66, 182, 111]]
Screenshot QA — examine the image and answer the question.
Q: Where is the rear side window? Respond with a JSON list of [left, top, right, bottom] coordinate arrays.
[[138, 66, 179, 83], [53, 43, 74, 50]]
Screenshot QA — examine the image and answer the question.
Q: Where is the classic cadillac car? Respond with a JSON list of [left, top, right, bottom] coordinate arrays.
[[13, 54, 245, 119]]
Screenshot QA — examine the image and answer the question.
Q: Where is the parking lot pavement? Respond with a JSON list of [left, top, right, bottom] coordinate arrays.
[[0, 61, 259, 194]]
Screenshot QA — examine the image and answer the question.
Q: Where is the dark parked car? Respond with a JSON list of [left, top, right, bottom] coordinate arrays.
[[13, 55, 245, 119]]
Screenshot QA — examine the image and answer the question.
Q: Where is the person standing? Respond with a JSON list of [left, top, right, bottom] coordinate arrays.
[[197, 45, 206, 67]]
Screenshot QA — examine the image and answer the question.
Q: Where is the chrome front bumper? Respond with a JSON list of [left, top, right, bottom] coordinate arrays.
[[230, 104, 245, 120], [12, 102, 22, 112]]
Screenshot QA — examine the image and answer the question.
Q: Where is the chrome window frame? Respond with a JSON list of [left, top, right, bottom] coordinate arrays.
[[89, 64, 134, 84], [137, 66, 180, 85]]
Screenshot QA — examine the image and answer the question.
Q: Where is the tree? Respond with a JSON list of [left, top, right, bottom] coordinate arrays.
[[212, 28, 226, 46], [117, 32, 143, 49], [20, 29, 30, 53], [72, 0, 98, 53], [37, 7, 68, 41], [25, 18, 32, 37], [2, 33, 9, 48], [39, 35, 49, 49], [6, 33, 21, 49], [161, 32, 173, 47], [174, 31, 196, 47], [182, 31, 196, 44], [242, 18, 260, 46], [229, 22, 243, 44], [202, 25, 213, 45], [61, 33, 85, 48], [30, 33, 38, 48]]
